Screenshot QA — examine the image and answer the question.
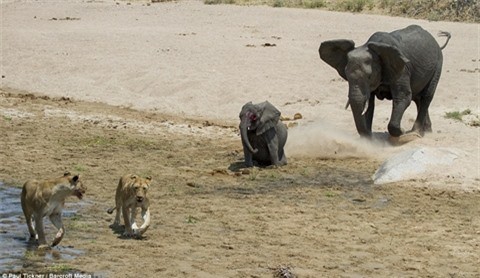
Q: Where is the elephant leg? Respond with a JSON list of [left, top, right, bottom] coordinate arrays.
[[268, 142, 280, 166], [424, 113, 432, 133], [412, 67, 441, 135], [278, 148, 287, 166], [389, 100, 410, 137], [242, 143, 254, 167], [277, 125, 288, 166], [412, 95, 433, 136], [388, 78, 412, 137], [265, 130, 281, 166]]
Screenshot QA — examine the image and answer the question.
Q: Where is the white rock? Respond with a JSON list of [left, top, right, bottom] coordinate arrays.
[[373, 147, 461, 184]]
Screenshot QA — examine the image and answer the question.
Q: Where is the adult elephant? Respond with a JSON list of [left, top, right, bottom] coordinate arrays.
[[319, 25, 451, 138], [239, 101, 288, 167]]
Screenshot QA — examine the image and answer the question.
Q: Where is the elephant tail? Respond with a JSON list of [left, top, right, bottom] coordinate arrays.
[[438, 31, 451, 50]]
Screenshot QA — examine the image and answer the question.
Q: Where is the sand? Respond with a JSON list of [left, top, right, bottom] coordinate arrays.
[[0, 0, 479, 276], [2, 0, 478, 187]]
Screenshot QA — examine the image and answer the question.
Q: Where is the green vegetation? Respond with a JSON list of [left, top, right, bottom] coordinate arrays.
[[267, 171, 280, 180], [444, 109, 480, 127], [303, 0, 327, 9], [73, 164, 86, 172], [378, 0, 478, 22], [324, 191, 337, 197], [80, 135, 117, 147], [67, 215, 91, 230], [203, 0, 479, 22], [23, 250, 37, 260], [185, 215, 199, 224], [249, 170, 258, 180], [334, 0, 374, 12], [74, 135, 158, 151], [205, 0, 236, 4], [445, 109, 471, 121], [124, 138, 157, 151], [47, 264, 73, 273]]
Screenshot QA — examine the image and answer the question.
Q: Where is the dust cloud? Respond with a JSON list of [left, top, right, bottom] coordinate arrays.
[[285, 121, 388, 159]]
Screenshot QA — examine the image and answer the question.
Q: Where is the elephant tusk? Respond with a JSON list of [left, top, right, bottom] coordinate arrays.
[[344, 100, 350, 110], [361, 101, 369, 116]]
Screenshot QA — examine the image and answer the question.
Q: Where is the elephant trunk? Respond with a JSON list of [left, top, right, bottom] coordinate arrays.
[[349, 88, 372, 137], [240, 118, 258, 154]]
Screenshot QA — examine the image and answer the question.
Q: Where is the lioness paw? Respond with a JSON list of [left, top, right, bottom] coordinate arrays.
[[38, 244, 51, 250], [52, 235, 64, 247], [122, 231, 134, 238]]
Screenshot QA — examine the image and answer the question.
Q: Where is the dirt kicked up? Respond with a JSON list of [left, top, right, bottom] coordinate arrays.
[[0, 89, 478, 277]]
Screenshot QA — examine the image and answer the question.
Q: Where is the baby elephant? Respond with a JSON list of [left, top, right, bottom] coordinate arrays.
[[239, 101, 288, 167]]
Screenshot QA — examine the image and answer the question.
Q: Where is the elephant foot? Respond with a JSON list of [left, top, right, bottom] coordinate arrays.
[[388, 124, 405, 138], [239, 168, 252, 175], [388, 132, 421, 146], [411, 127, 431, 137]]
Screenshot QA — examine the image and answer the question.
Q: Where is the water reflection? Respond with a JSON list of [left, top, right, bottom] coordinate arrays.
[[0, 182, 84, 272]]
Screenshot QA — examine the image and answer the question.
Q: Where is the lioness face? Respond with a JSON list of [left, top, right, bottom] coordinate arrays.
[[66, 173, 86, 200], [132, 176, 151, 203]]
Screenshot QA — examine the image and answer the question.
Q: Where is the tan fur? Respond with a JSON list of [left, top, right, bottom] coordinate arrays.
[[107, 174, 152, 237], [20, 172, 86, 249]]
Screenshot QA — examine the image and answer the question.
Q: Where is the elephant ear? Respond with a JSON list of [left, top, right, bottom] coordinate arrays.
[[319, 39, 355, 80], [256, 101, 280, 136], [239, 101, 253, 118], [367, 42, 410, 82]]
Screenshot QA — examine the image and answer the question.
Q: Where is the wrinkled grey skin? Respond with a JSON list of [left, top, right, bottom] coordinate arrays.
[[239, 101, 288, 167], [319, 25, 451, 138]]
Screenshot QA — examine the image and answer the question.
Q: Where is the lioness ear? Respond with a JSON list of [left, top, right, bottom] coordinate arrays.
[[64, 171, 71, 176], [146, 176, 152, 182], [130, 174, 138, 179], [72, 175, 79, 182]]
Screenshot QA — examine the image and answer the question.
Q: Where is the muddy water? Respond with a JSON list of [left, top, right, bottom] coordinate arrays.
[[0, 182, 83, 272]]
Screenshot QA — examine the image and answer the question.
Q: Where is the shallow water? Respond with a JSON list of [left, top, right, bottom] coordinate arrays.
[[0, 182, 84, 272]]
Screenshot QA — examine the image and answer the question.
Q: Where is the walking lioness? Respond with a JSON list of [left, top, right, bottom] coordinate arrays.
[[107, 174, 152, 237], [21, 172, 86, 249]]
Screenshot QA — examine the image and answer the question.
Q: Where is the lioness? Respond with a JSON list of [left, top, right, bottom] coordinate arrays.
[[21, 172, 86, 249], [107, 174, 152, 237]]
